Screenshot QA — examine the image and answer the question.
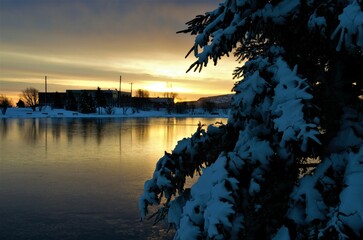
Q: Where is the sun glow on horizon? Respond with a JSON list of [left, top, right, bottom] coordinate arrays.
[[1, 46, 237, 102], [0, 0, 239, 104], [139, 81, 192, 94]]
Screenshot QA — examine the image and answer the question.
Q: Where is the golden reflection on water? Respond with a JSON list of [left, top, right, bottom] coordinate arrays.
[[0, 117, 226, 239]]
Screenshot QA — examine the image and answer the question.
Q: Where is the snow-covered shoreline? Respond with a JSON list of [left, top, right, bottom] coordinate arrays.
[[0, 107, 230, 119]]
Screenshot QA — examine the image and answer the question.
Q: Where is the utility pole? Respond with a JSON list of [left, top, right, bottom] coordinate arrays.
[[130, 82, 133, 109], [45, 75, 47, 107], [119, 75, 122, 107]]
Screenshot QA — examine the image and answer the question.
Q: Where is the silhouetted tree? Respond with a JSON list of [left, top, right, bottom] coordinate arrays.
[[78, 91, 96, 114], [202, 101, 216, 114], [21, 87, 39, 111], [16, 99, 25, 108], [164, 92, 177, 114], [95, 87, 107, 114], [65, 91, 77, 111], [163, 91, 177, 99], [175, 102, 188, 114], [134, 89, 150, 110], [104, 105, 115, 115], [0, 95, 11, 115], [188, 102, 196, 115], [53, 91, 64, 109], [135, 89, 150, 98]]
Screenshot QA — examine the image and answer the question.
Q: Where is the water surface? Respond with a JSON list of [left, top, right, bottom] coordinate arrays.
[[0, 117, 226, 240]]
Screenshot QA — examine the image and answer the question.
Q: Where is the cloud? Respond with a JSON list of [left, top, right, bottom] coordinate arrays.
[[0, 0, 213, 56], [0, 0, 236, 101]]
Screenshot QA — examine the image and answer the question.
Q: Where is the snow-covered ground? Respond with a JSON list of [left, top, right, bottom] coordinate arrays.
[[0, 107, 229, 119]]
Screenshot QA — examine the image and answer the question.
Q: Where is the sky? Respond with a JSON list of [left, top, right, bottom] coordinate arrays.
[[0, 0, 237, 102]]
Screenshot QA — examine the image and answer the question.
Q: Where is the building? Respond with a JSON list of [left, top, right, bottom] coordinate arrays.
[[66, 89, 119, 106], [39, 89, 131, 109], [38, 92, 67, 108]]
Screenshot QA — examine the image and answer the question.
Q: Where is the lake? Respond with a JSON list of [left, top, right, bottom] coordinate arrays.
[[0, 117, 227, 240]]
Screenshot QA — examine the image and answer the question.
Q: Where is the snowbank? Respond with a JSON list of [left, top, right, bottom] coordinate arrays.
[[0, 107, 229, 119]]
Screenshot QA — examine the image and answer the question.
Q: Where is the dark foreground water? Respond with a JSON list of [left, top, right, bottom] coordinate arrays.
[[0, 117, 226, 240]]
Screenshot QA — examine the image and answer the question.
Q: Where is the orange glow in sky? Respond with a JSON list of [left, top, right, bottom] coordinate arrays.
[[0, 0, 237, 103]]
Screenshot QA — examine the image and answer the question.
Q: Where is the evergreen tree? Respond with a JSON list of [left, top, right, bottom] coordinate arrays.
[[65, 91, 77, 111], [140, 1, 363, 239], [53, 91, 64, 109], [16, 99, 25, 108], [95, 87, 107, 114], [78, 91, 96, 114], [202, 101, 216, 114]]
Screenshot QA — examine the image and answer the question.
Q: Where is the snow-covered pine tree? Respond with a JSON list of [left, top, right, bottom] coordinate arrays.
[[140, 0, 363, 239], [78, 90, 96, 114]]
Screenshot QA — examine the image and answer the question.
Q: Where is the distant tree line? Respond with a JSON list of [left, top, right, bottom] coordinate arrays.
[[1, 86, 228, 115]]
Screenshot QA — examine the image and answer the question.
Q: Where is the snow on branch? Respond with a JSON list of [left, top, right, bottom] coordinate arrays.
[[231, 52, 320, 152], [286, 145, 363, 238], [270, 58, 321, 151], [254, 0, 300, 24], [139, 122, 228, 220], [286, 108, 363, 238], [179, 0, 248, 72], [180, 0, 304, 73], [331, 0, 363, 52], [308, 12, 327, 33], [339, 145, 363, 236], [232, 70, 268, 116], [328, 107, 363, 152], [175, 155, 240, 239]]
